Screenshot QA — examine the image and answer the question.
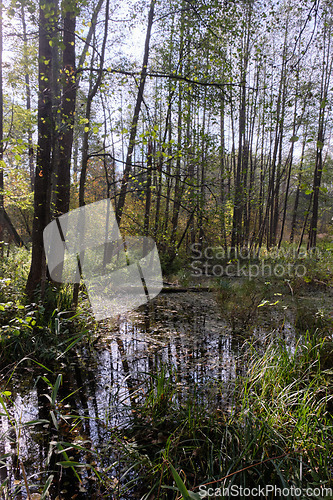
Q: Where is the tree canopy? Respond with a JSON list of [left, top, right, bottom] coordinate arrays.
[[0, 0, 332, 293]]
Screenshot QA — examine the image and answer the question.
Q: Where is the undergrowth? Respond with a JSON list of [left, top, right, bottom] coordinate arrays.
[[0, 244, 332, 498], [0, 330, 332, 498], [117, 331, 332, 498]]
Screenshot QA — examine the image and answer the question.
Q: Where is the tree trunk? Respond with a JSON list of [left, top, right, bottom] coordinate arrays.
[[21, 4, 35, 191], [219, 96, 227, 252], [55, 0, 77, 217], [73, 0, 109, 309], [290, 136, 306, 243], [170, 83, 183, 248], [154, 84, 173, 239], [78, 0, 109, 208], [144, 139, 153, 238], [26, 0, 56, 298], [115, 0, 155, 226], [231, 5, 251, 251], [308, 21, 333, 249]]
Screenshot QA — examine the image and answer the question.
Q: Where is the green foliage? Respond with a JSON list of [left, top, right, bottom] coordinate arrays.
[[216, 278, 265, 332], [168, 462, 201, 499], [237, 331, 333, 485], [0, 281, 94, 365], [0, 246, 30, 302], [0, 312, 332, 498], [212, 244, 333, 333], [159, 252, 187, 276], [113, 331, 332, 498], [143, 365, 176, 424], [3, 168, 34, 240], [174, 268, 192, 287]]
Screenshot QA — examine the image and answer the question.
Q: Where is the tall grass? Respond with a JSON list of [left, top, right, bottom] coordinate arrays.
[[0, 330, 332, 498], [116, 331, 332, 498], [0, 243, 332, 498], [231, 331, 332, 489]]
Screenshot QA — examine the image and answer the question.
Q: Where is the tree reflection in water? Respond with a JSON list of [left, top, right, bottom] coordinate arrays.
[[0, 292, 245, 497]]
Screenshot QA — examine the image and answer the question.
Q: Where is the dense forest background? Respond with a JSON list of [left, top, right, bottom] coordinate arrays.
[[0, 0, 333, 293]]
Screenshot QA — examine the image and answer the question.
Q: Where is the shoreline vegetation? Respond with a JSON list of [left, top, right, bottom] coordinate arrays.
[[0, 243, 332, 499]]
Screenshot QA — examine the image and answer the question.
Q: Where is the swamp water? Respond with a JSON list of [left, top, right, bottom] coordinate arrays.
[[0, 290, 320, 499]]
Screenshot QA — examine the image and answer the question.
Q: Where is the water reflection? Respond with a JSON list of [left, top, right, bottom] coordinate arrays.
[[0, 292, 261, 498]]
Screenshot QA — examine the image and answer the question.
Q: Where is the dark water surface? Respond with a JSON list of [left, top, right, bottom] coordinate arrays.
[[0, 291, 299, 499]]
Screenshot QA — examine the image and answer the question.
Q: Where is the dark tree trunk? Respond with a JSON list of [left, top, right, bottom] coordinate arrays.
[[144, 139, 153, 238], [78, 0, 109, 208], [290, 137, 306, 244], [154, 90, 173, 239], [231, 5, 251, 251], [219, 96, 227, 252], [163, 110, 172, 235], [116, 0, 155, 226], [308, 20, 333, 249], [26, 0, 56, 298], [55, 0, 77, 216], [308, 135, 324, 250], [170, 85, 183, 247]]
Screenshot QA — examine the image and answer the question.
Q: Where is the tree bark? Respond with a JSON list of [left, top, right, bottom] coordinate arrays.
[[26, 0, 56, 298], [20, 3, 35, 191], [231, 4, 252, 250], [143, 139, 153, 239], [308, 21, 333, 250], [55, 0, 77, 217], [78, 0, 109, 208], [115, 0, 155, 226], [290, 135, 306, 244]]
